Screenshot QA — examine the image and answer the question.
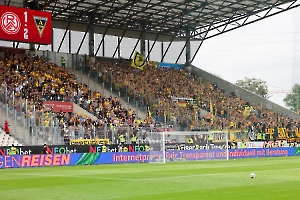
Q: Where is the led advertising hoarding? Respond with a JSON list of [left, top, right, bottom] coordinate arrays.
[[1, 147, 300, 168], [0, 5, 52, 44]]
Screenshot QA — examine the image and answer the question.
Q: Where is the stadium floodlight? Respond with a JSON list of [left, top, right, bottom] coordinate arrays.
[[146, 131, 229, 164]]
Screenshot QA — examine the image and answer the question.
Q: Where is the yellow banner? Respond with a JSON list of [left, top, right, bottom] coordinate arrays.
[[70, 139, 110, 145], [210, 99, 214, 124], [148, 60, 158, 67]]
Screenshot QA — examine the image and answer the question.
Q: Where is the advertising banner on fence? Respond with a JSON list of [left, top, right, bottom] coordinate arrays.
[[165, 142, 227, 150], [0, 145, 81, 155], [2, 147, 300, 169], [43, 101, 73, 112], [2, 141, 296, 156], [69, 138, 110, 145], [236, 141, 294, 148], [158, 62, 183, 69], [0, 144, 152, 155]]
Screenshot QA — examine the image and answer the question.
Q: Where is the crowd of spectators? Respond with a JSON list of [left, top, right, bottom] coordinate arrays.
[[0, 50, 298, 145], [0, 52, 156, 144], [88, 57, 300, 140]]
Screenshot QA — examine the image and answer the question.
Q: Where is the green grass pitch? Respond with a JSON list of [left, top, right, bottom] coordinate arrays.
[[1, 157, 299, 200]]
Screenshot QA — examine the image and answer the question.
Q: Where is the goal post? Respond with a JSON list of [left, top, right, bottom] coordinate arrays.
[[147, 130, 229, 163], [147, 131, 166, 163]]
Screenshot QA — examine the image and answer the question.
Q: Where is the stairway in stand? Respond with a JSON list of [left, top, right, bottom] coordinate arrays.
[[0, 105, 47, 146], [73, 70, 147, 121]]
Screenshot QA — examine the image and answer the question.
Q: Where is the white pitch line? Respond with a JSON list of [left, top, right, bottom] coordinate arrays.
[[6, 172, 134, 181], [5, 167, 300, 182]]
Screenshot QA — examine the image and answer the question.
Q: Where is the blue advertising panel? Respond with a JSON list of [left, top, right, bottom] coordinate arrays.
[[158, 62, 183, 69]]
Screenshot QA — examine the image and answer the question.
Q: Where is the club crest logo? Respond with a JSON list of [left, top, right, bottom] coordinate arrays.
[[34, 16, 48, 37], [0, 12, 21, 34]]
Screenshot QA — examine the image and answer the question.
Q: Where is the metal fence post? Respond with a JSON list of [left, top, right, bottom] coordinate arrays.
[[5, 87, 8, 120], [88, 70, 90, 87]]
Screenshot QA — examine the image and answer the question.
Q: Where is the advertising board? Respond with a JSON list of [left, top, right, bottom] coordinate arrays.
[[1, 147, 300, 168], [2, 141, 294, 156], [158, 62, 183, 69], [0, 144, 151, 155], [0, 5, 52, 44], [236, 141, 295, 148], [69, 138, 110, 145], [43, 101, 73, 112]]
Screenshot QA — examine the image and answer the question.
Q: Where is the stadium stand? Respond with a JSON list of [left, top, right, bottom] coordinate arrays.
[[0, 51, 157, 145], [0, 49, 299, 145], [0, 125, 20, 146], [86, 58, 300, 141]]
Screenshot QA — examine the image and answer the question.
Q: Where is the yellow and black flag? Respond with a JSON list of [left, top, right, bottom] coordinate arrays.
[[147, 107, 152, 119], [131, 51, 145, 70]]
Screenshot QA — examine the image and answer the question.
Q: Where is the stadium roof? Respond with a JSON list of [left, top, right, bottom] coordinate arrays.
[[35, 0, 300, 42]]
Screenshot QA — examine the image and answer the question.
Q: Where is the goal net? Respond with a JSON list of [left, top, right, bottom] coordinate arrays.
[[147, 131, 229, 163]]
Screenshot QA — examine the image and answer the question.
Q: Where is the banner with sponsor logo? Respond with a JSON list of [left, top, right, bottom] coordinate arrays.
[[0, 145, 83, 155], [0, 154, 74, 168], [2, 147, 300, 168], [158, 62, 183, 69], [1, 142, 299, 156], [43, 101, 73, 112], [165, 142, 228, 150], [236, 141, 295, 148], [0, 144, 152, 155], [69, 138, 110, 145]]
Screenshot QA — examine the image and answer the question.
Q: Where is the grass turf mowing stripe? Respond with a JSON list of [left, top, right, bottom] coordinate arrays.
[[4, 165, 300, 182]]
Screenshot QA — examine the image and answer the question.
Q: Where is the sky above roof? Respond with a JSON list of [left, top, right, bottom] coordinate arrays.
[[193, 6, 300, 108]]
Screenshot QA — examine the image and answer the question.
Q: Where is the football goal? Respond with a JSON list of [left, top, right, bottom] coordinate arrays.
[[147, 131, 229, 163]]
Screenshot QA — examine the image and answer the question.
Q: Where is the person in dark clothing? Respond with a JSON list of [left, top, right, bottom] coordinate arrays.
[[42, 144, 49, 154]]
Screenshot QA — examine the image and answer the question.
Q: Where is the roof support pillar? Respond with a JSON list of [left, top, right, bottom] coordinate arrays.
[[147, 40, 150, 61], [140, 33, 145, 56], [117, 37, 121, 58], [51, 28, 54, 52], [89, 26, 95, 56], [28, 43, 36, 57], [161, 42, 164, 62], [140, 20, 146, 56], [29, 44, 35, 51], [185, 26, 191, 65], [102, 36, 105, 57], [68, 30, 71, 53]]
